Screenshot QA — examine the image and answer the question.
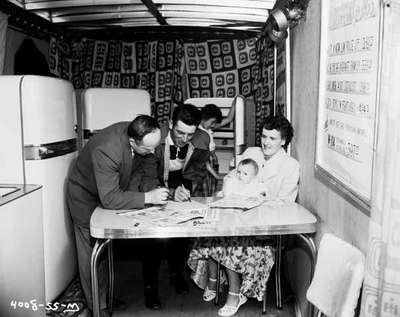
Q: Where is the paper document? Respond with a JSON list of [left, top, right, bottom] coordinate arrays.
[[191, 207, 220, 227], [118, 200, 209, 226], [209, 195, 264, 210]]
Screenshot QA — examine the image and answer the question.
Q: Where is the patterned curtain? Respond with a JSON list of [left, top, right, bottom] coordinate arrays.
[[360, 2, 400, 317], [49, 35, 274, 137], [253, 36, 275, 144], [49, 37, 184, 124], [183, 36, 274, 144]]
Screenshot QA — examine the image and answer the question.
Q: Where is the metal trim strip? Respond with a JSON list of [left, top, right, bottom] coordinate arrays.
[[24, 138, 77, 160], [91, 222, 317, 239]]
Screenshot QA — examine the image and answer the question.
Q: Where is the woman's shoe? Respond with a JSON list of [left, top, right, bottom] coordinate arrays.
[[202, 277, 217, 302], [217, 292, 247, 317]]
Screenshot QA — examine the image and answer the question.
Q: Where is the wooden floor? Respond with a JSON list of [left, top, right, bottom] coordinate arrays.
[[85, 257, 296, 317]]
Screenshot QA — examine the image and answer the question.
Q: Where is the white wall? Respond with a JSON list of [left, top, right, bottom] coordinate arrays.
[[289, 0, 369, 315]]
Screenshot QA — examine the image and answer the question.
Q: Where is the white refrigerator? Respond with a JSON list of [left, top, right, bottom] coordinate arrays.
[[76, 87, 151, 149], [0, 75, 77, 303]]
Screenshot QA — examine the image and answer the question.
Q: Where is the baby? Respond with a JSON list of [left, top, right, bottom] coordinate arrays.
[[223, 158, 266, 198]]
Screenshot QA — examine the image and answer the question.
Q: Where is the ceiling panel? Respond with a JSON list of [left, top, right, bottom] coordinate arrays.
[[153, 0, 274, 10], [49, 5, 147, 17], [24, 0, 143, 10], [159, 4, 269, 16], [52, 11, 153, 23], [162, 11, 267, 23], [5, 0, 276, 32]]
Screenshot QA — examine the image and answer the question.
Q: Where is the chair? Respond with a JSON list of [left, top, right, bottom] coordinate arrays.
[[306, 233, 365, 317]]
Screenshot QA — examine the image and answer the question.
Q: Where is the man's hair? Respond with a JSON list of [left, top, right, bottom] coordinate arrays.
[[201, 104, 223, 123], [238, 158, 259, 174], [172, 103, 202, 127], [262, 115, 294, 148], [127, 115, 159, 142]]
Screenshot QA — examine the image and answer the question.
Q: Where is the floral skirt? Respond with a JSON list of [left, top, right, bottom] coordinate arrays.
[[192, 151, 219, 197], [187, 236, 275, 301]]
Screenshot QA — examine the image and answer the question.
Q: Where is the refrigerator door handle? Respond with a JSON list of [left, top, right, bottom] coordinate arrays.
[[24, 138, 77, 160]]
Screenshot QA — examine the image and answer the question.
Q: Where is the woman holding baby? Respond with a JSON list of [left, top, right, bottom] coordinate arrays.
[[187, 115, 299, 316]]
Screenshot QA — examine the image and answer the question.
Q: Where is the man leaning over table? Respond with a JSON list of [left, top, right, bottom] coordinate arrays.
[[139, 103, 209, 310], [66, 115, 169, 317]]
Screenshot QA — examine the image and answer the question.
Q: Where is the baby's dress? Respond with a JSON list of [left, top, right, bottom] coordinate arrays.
[[222, 174, 266, 198]]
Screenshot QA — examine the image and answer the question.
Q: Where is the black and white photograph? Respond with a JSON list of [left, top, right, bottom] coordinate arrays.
[[0, 1, 399, 317]]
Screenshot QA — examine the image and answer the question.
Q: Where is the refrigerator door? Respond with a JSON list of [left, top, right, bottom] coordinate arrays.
[[25, 153, 77, 303], [21, 76, 76, 145]]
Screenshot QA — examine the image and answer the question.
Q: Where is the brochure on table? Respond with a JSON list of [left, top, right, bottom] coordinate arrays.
[[118, 200, 218, 227]]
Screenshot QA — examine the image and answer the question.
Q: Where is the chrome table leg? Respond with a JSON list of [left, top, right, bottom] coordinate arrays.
[[91, 239, 111, 317], [297, 234, 317, 317], [215, 261, 221, 306], [275, 235, 283, 310], [108, 240, 114, 314]]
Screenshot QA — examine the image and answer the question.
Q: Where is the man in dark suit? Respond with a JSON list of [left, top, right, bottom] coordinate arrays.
[[67, 115, 169, 317], [142, 104, 209, 309]]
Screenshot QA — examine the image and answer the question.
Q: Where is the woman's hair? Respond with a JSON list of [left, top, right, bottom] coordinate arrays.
[[172, 103, 202, 127], [237, 158, 259, 175], [128, 115, 159, 141], [201, 104, 223, 123], [262, 115, 294, 148]]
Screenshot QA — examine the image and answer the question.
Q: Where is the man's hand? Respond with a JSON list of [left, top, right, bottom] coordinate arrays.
[[145, 187, 169, 205], [174, 185, 191, 202]]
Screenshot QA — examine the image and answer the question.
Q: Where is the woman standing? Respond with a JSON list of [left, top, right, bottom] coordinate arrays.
[[187, 115, 299, 316]]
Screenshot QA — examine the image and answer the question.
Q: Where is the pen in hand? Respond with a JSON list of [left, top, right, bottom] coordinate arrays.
[[182, 184, 191, 202]]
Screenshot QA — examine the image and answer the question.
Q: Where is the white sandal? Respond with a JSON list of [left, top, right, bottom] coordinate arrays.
[[203, 278, 217, 302], [218, 291, 247, 317]]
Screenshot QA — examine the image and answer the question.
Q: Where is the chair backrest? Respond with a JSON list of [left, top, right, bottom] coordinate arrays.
[[306, 233, 365, 317]]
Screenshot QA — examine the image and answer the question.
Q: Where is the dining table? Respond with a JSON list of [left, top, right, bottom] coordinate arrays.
[[90, 198, 318, 317]]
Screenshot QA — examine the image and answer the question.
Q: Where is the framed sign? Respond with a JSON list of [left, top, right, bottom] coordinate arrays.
[[316, 0, 382, 213]]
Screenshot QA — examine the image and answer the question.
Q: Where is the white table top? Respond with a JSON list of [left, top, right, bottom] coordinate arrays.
[[90, 198, 317, 239]]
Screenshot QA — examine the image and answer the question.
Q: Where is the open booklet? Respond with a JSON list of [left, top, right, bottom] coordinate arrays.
[[117, 200, 214, 227], [209, 194, 265, 211]]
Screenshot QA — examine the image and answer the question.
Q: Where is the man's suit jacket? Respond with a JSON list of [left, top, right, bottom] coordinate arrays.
[[154, 125, 209, 189], [67, 122, 159, 228]]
